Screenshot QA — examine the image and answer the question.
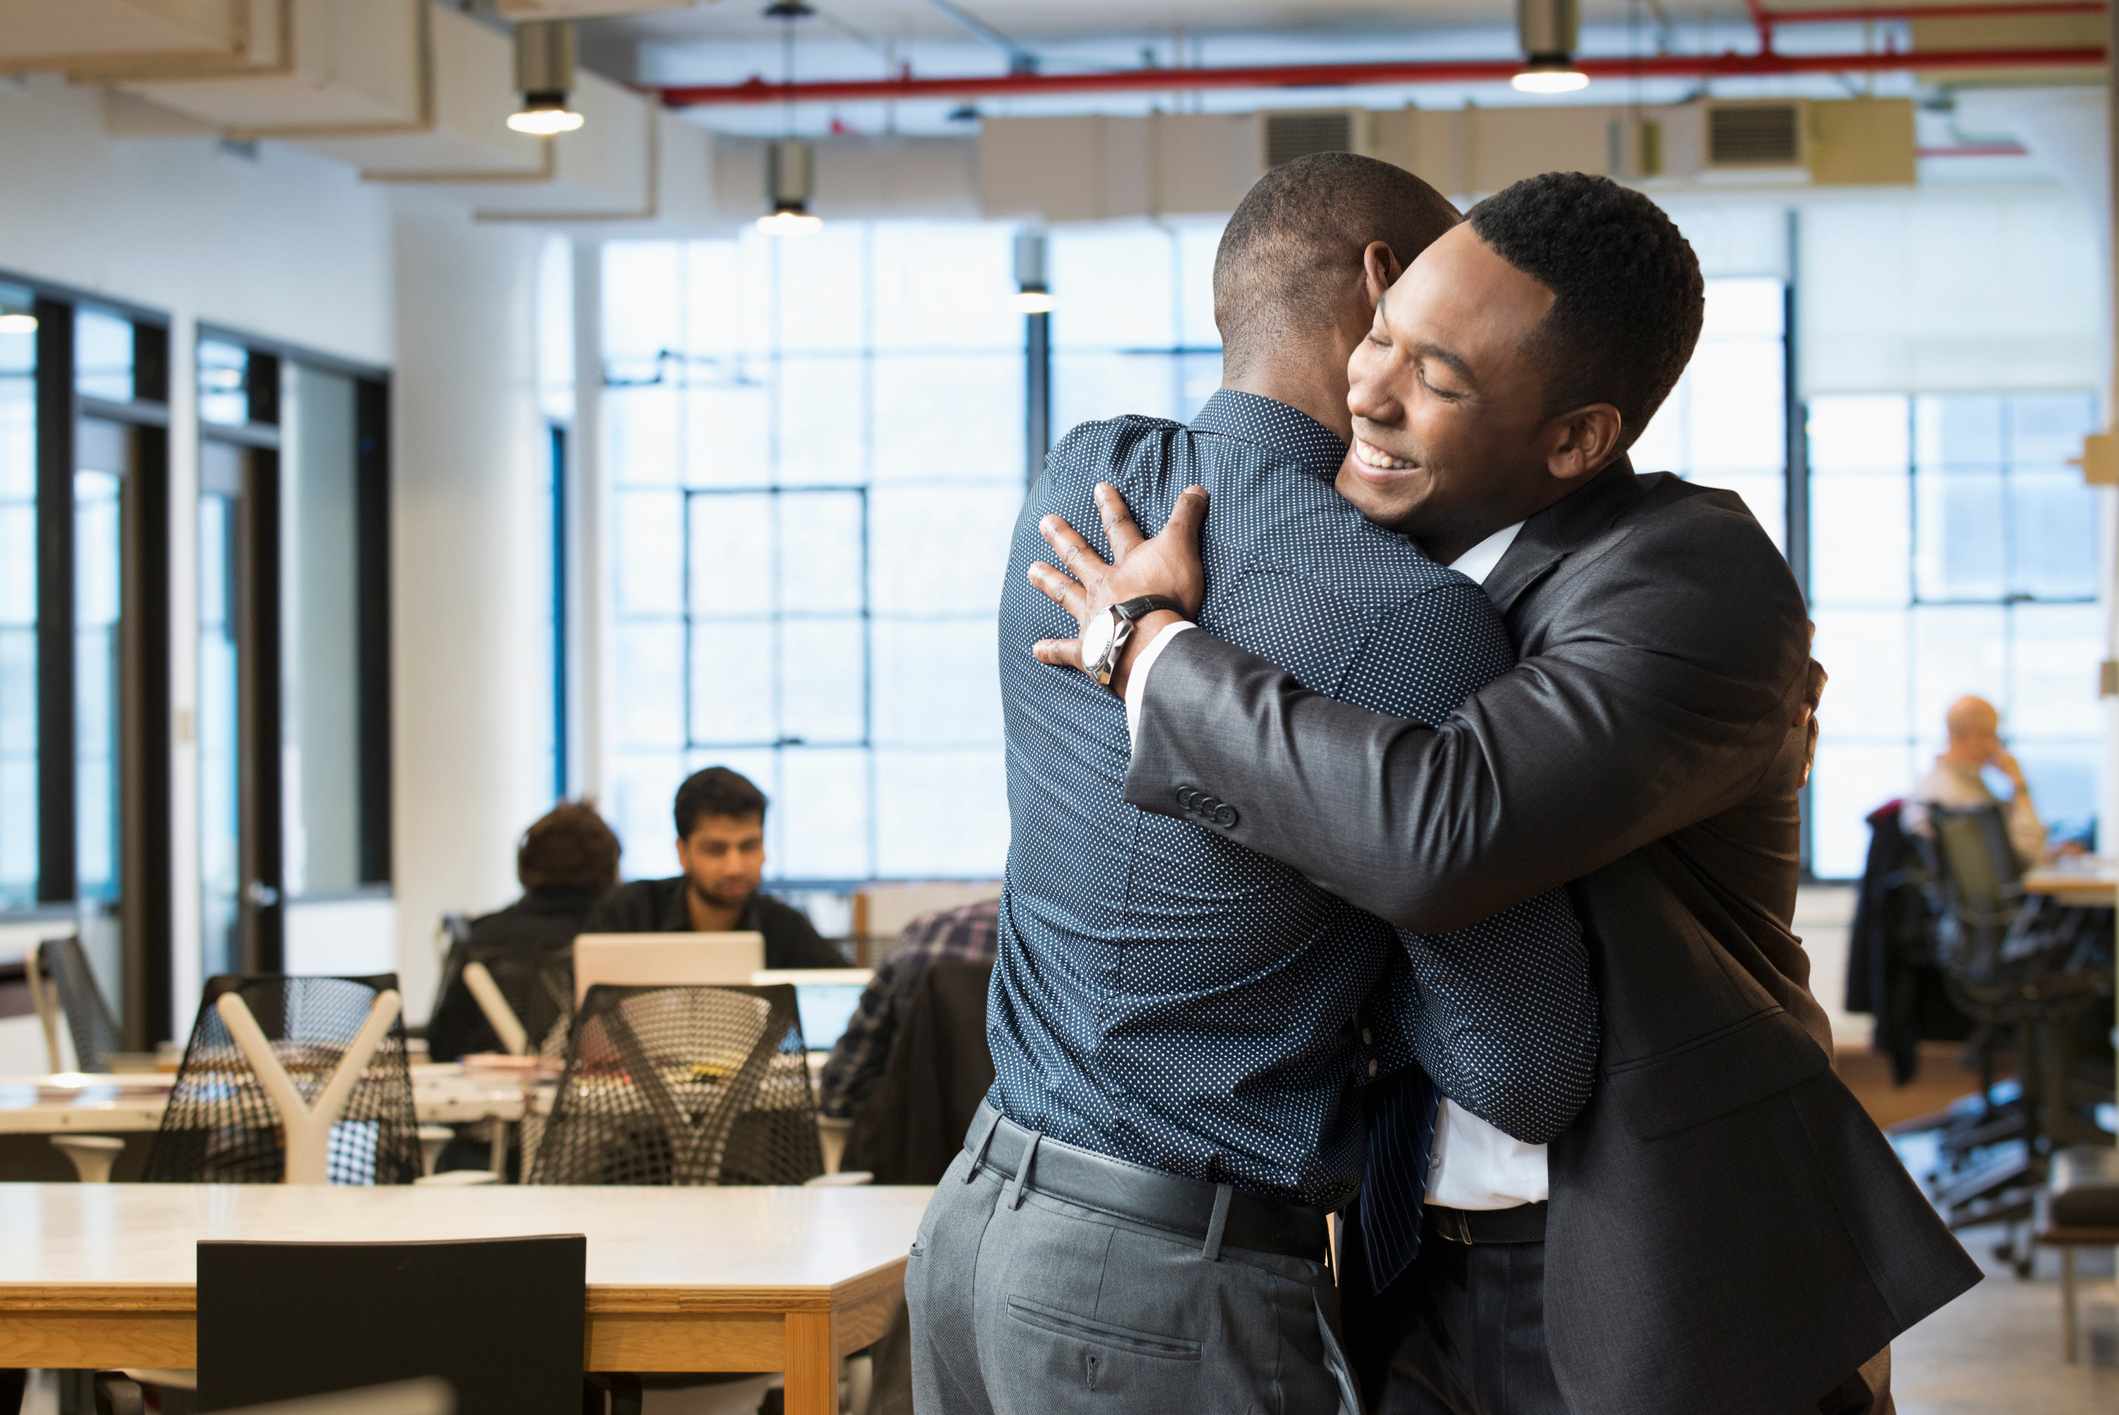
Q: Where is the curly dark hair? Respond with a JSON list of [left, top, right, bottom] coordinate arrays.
[[1466, 172, 1704, 450], [674, 765, 768, 839], [517, 801, 621, 894]]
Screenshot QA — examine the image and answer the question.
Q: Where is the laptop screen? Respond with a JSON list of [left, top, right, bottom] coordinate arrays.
[[792, 982, 867, 1052]]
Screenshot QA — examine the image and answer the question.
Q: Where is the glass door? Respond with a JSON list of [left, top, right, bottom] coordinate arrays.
[[195, 435, 282, 982], [72, 417, 130, 1023], [198, 446, 244, 982]]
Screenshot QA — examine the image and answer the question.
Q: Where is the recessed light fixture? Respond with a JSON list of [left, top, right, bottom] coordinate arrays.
[[1513, 0, 1589, 96], [508, 21, 585, 136], [0, 312, 36, 335]]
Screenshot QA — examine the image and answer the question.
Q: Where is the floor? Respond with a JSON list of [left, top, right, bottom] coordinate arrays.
[[1891, 1226, 2116, 1415], [1854, 1044, 2118, 1415]]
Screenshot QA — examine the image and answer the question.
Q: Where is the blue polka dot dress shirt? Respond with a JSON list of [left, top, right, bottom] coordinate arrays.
[[988, 390, 1597, 1213]]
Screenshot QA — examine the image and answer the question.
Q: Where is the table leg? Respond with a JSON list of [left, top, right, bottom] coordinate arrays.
[[784, 1312, 836, 1415], [2061, 1247, 2078, 1363], [489, 1120, 508, 1178]]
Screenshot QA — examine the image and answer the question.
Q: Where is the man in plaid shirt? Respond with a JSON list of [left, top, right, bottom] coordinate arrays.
[[817, 896, 1000, 1120]]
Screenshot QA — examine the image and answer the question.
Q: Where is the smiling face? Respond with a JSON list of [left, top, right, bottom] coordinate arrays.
[[1337, 222, 1599, 562]]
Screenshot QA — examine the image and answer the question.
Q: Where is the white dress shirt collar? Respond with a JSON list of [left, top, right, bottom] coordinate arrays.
[[1448, 521, 1525, 588]]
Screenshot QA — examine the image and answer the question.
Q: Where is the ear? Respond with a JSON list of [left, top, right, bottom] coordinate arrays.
[[1540, 404, 1624, 483], [1360, 240, 1403, 307]]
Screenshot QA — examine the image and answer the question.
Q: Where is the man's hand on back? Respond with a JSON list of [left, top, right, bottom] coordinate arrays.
[[1027, 482, 1209, 697]]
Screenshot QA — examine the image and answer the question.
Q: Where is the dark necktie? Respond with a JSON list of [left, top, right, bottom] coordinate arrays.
[[1356, 1066, 1440, 1293]]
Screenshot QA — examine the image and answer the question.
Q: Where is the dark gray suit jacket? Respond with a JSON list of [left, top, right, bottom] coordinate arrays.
[[1126, 463, 1979, 1415]]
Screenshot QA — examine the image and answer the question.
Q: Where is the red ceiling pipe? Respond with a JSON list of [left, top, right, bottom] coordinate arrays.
[[658, 47, 2106, 107], [1747, 0, 1778, 50], [1765, 2, 2102, 21]]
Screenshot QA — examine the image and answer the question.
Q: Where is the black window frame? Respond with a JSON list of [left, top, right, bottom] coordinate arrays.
[[2, 267, 175, 1048]]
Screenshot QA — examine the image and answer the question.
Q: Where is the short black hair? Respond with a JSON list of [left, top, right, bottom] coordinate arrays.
[[1465, 172, 1704, 450], [517, 800, 621, 894], [1214, 152, 1460, 376], [674, 766, 768, 839]]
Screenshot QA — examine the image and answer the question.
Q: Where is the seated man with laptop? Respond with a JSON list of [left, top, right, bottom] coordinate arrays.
[[582, 766, 846, 969]]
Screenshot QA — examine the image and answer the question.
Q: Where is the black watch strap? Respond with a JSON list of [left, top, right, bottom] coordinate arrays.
[[1112, 594, 1189, 624]]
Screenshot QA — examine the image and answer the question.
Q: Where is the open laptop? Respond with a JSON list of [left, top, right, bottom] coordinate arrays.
[[571, 932, 767, 1006], [752, 967, 875, 1052]]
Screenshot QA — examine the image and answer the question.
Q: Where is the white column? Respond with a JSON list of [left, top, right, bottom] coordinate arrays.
[[387, 196, 553, 1017]]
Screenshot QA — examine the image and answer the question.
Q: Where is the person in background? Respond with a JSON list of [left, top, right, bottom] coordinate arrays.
[[1903, 694, 2052, 867], [426, 801, 619, 1062], [584, 765, 845, 968], [818, 896, 999, 1121]]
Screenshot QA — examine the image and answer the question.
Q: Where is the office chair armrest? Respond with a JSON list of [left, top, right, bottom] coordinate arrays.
[[804, 1170, 874, 1187], [50, 1135, 125, 1183], [92, 1373, 145, 1415]]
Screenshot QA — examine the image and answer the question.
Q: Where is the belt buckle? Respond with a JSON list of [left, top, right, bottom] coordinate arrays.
[[1437, 1208, 1473, 1246]]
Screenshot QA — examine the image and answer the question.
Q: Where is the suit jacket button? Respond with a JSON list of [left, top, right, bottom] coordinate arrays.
[[1175, 785, 1201, 811], [1212, 804, 1238, 828]]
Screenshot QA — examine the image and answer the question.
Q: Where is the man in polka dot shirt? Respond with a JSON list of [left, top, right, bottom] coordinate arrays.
[[1027, 173, 1978, 1415], [906, 155, 1599, 1415]]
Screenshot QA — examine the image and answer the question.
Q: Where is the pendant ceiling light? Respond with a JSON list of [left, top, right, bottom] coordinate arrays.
[[508, 20, 586, 136], [1012, 229, 1054, 314], [1512, 0, 1589, 95], [758, 1, 823, 235]]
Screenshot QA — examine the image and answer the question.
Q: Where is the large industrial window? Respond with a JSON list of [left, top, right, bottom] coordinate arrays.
[[600, 224, 1024, 883], [1805, 392, 2102, 878]]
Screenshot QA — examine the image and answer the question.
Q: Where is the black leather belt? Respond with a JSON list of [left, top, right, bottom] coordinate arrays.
[[1425, 1201, 1548, 1246], [962, 1106, 1330, 1263]]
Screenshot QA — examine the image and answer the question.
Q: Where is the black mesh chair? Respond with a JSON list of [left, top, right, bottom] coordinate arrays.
[[530, 983, 823, 1187], [1920, 806, 2113, 1272], [34, 935, 124, 1072], [143, 974, 422, 1187]]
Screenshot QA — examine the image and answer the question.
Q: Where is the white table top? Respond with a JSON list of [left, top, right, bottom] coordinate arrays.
[[2021, 857, 2119, 905], [0, 1182, 933, 1299], [0, 1065, 530, 1135]]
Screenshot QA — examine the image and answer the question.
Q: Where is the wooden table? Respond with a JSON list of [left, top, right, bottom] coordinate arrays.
[[2021, 859, 2119, 908], [0, 1065, 530, 1135], [0, 1182, 929, 1415]]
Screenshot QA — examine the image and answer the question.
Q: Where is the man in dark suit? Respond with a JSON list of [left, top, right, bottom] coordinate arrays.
[[1023, 172, 1979, 1414]]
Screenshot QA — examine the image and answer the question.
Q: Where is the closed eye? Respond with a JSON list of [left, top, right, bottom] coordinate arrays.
[[1418, 366, 1465, 401]]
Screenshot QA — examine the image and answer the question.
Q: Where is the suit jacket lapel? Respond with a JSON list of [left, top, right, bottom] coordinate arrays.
[[1485, 459, 1644, 617]]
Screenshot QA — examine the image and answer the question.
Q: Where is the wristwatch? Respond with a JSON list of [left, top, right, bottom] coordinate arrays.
[[1081, 595, 1189, 689]]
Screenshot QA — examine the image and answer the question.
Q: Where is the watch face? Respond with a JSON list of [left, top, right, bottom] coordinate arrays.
[[1079, 607, 1117, 670]]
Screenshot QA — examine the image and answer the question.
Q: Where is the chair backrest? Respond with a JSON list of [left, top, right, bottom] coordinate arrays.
[[471, 945, 574, 1058], [36, 935, 123, 1072], [196, 1235, 585, 1413], [531, 982, 820, 1186], [716, 983, 827, 1185], [1924, 806, 2021, 982], [844, 958, 996, 1184], [434, 912, 473, 962], [145, 974, 421, 1186]]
